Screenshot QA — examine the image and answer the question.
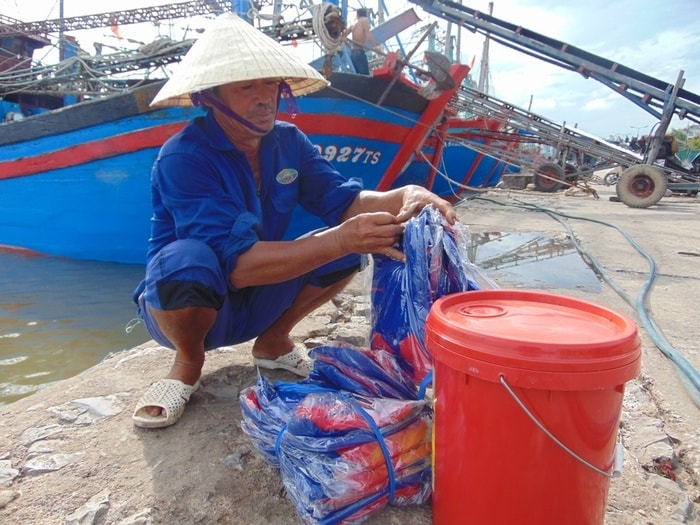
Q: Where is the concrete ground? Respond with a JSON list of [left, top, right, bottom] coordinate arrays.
[[0, 181, 698, 524]]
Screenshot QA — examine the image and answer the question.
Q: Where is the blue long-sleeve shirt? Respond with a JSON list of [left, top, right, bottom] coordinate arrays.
[[147, 110, 363, 283]]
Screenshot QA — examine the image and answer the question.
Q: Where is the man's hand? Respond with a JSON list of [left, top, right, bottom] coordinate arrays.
[[334, 212, 406, 261], [395, 185, 457, 225], [338, 185, 458, 261]]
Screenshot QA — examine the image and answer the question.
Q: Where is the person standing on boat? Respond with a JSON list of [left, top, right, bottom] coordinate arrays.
[[347, 8, 380, 75], [130, 12, 456, 429]]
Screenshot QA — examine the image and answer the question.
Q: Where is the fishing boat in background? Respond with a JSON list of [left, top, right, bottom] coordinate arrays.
[[0, 80, 201, 263], [0, 0, 510, 264]]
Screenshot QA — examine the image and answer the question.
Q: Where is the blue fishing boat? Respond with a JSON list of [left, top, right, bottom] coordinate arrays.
[[0, 81, 200, 263], [0, 2, 509, 264]]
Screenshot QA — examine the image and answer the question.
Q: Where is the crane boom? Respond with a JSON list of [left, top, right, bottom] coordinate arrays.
[[410, 0, 700, 125], [0, 0, 231, 39]]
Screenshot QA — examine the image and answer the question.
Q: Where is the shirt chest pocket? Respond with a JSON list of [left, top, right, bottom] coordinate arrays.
[[268, 177, 299, 215]]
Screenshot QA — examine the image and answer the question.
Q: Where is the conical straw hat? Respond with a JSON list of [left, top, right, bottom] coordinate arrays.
[[151, 12, 329, 107]]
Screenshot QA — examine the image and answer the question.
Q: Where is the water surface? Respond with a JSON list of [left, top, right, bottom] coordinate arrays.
[[0, 230, 599, 406], [0, 251, 150, 406], [471, 231, 601, 292]]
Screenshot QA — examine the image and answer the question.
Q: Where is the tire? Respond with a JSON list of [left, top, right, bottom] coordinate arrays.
[[615, 165, 667, 208], [564, 163, 578, 181], [533, 162, 565, 192], [604, 170, 620, 186]]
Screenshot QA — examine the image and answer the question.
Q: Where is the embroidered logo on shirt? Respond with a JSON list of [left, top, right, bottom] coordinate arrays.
[[276, 168, 298, 185]]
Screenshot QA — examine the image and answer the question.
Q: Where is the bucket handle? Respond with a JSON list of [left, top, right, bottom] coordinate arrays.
[[499, 375, 623, 479]]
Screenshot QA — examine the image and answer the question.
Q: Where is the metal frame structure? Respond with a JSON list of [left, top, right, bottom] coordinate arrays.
[[410, 0, 700, 207], [445, 84, 643, 185], [0, 1, 230, 37]]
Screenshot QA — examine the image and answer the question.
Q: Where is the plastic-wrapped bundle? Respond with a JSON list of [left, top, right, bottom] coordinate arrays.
[[277, 388, 432, 525], [239, 349, 432, 525], [240, 372, 308, 467], [238, 207, 497, 523], [240, 344, 421, 468], [307, 344, 418, 400], [370, 205, 496, 384]]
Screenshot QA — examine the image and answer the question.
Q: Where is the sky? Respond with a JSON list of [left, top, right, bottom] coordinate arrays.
[[2, 0, 699, 140]]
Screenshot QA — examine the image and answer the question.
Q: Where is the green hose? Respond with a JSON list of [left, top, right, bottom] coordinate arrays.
[[466, 195, 700, 409]]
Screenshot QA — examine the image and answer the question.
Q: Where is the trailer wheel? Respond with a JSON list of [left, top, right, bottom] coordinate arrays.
[[616, 165, 667, 208], [533, 162, 565, 192], [604, 170, 620, 186]]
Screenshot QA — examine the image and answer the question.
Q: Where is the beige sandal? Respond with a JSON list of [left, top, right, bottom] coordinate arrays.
[[254, 346, 313, 377], [132, 378, 199, 429]]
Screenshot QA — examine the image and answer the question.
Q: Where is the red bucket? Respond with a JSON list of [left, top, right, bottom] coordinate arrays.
[[426, 289, 641, 525]]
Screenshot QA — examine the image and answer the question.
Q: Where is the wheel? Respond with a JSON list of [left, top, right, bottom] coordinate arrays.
[[564, 163, 578, 181], [615, 165, 667, 208], [604, 170, 620, 186], [533, 162, 565, 192]]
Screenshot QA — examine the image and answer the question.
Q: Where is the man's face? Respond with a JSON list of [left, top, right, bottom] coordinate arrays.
[[216, 78, 280, 135]]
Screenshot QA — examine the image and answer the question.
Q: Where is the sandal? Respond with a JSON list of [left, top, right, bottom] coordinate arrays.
[[132, 378, 200, 429], [254, 346, 313, 377]]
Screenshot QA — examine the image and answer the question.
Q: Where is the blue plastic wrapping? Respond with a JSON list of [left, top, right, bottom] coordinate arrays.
[[239, 372, 309, 466], [307, 344, 418, 400], [240, 369, 432, 524], [239, 206, 495, 524], [371, 205, 496, 384]]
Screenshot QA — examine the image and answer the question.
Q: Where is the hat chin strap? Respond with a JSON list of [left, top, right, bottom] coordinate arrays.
[[190, 91, 268, 134], [190, 81, 299, 135], [278, 80, 300, 114]]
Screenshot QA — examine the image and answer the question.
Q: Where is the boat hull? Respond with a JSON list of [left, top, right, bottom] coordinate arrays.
[[0, 74, 508, 263], [277, 72, 510, 236], [0, 82, 201, 263]]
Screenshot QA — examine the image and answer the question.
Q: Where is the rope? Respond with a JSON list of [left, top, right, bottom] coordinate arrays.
[[0, 37, 193, 96], [311, 2, 345, 55], [415, 149, 500, 198], [342, 393, 397, 503], [124, 317, 142, 334], [273, 382, 398, 503], [415, 144, 601, 202]]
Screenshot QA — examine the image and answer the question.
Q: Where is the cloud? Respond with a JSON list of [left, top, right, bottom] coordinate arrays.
[[581, 94, 617, 112], [6, 0, 697, 138], [444, 0, 699, 137]]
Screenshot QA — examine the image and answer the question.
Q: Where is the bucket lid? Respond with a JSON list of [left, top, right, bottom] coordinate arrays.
[[426, 289, 641, 389]]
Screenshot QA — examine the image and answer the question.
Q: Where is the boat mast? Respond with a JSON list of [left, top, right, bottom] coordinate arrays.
[[476, 1, 492, 93], [444, 14, 453, 62], [58, 0, 65, 61]]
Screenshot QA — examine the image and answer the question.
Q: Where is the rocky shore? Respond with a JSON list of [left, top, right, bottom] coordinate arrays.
[[1, 186, 699, 524]]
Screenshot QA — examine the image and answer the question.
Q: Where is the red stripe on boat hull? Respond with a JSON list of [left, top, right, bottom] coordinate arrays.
[[278, 113, 408, 141], [0, 122, 186, 180], [1, 115, 409, 182]]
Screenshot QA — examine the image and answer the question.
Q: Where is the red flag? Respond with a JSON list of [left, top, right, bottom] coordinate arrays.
[[109, 14, 122, 40]]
